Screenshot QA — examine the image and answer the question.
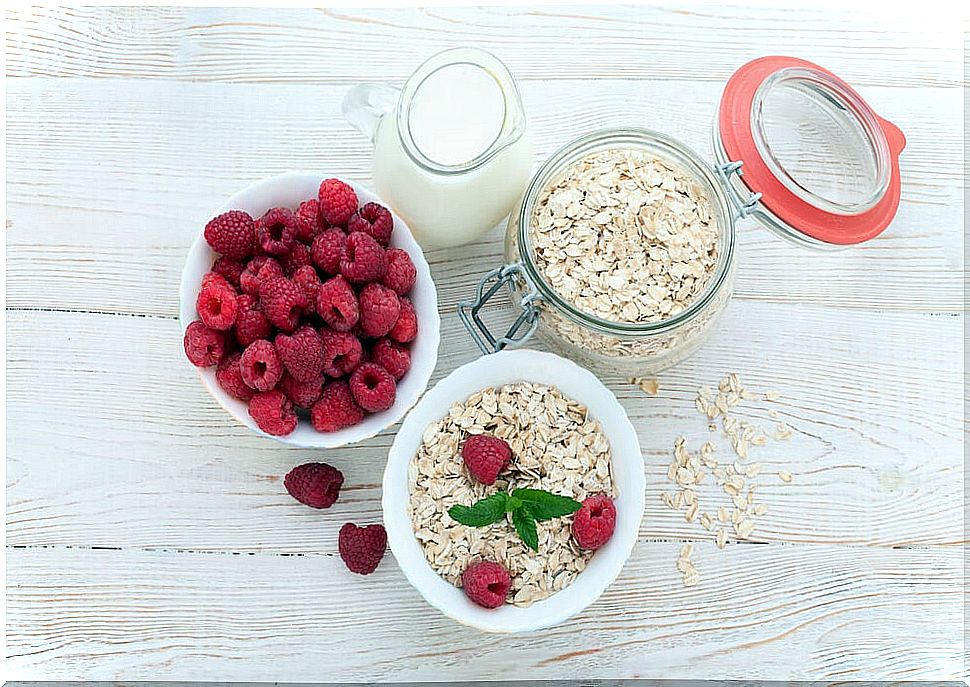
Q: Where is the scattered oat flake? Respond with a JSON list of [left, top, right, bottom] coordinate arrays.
[[629, 377, 660, 395], [764, 390, 780, 402], [715, 528, 727, 549], [779, 470, 793, 483]]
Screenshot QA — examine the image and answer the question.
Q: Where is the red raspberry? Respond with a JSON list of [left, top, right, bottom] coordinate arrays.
[[183, 320, 226, 367], [461, 561, 511, 609], [240, 339, 283, 391], [240, 256, 283, 296], [311, 380, 365, 432], [358, 283, 401, 338], [248, 389, 298, 436], [316, 275, 359, 332], [338, 523, 386, 575], [204, 210, 256, 260], [274, 326, 325, 382], [318, 178, 358, 227], [281, 241, 313, 275], [233, 294, 272, 348], [310, 227, 347, 276], [215, 352, 254, 401], [296, 199, 328, 243], [382, 248, 416, 295], [291, 264, 322, 305], [256, 207, 298, 256], [340, 231, 386, 284], [388, 296, 417, 343], [202, 270, 234, 293], [259, 277, 308, 332], [347, 202, 393, 246], [319, 329, 363, 378], [196, 281, 238, 331], [349, 362, 396, 413], [279, 371, 325, 408], [369, 338, 410, 380], [461, 434, 512, 485], [212, 256, 245, 290], [284, 462, 344, 509], [571, 494, 616, 550]]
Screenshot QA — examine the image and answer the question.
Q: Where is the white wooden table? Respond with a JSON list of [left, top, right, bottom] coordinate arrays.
[[5, 5, 965, 682]]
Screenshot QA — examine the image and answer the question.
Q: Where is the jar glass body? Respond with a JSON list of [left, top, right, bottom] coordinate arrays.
[[504, 129, 738, 375]]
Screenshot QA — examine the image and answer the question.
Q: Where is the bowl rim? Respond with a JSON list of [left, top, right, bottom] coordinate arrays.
[[382, 349, 644, 633], [178, 172, 441, 448]]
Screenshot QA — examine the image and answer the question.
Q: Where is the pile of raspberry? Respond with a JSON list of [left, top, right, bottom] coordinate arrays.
[[183, 178, 419, 437]]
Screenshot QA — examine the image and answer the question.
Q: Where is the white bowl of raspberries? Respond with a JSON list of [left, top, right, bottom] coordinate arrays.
[[180, 174, 440, 447]]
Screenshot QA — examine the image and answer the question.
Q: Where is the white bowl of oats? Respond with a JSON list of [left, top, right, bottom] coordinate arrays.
[[382, 349, 644, 633]]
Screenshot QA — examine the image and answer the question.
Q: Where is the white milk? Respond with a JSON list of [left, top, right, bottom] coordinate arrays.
[[372, 63, 533, 250]]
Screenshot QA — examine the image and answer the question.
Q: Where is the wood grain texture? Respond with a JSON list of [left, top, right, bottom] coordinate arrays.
[[5, 6, 963, 87], [6, 79, 963, 316], [6, 544, 964, 681], [5, 4, 965, 683]]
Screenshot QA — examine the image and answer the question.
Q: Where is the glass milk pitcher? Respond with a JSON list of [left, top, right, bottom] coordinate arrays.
[[343, 48, 533, 250]]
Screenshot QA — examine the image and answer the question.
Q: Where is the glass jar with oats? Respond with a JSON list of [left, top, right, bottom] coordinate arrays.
[[460, 57, 906, 375]]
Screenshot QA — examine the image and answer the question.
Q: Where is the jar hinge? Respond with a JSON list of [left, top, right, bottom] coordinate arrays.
[[458, 263, 541, 355], [716, 160, 763, 220]]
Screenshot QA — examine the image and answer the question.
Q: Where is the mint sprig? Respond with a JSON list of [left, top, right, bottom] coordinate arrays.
[[448, 488, 582, 552]]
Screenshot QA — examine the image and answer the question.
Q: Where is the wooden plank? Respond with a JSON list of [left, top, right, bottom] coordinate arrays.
[[4, 6, 962, 87], [5, 544, 962, 681], [6, 79, 963, 316], [6, 304, 962, 551]]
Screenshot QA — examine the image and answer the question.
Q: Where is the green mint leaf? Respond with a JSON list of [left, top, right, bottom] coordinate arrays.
[[511, 488, 582, 521], [505, 495, 522, 513], [512, 507, 539, 552], [448, 492, 509, 527]]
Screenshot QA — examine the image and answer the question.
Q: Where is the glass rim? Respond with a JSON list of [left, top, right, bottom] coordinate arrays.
[[516, 127, 737, 336]]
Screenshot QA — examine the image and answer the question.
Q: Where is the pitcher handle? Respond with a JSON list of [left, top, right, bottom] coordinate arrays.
[[342, 83, 400, 144]]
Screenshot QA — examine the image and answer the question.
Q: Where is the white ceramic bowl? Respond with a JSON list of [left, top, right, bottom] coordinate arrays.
[[383, 349, 644, 633], [179, 173, 441, 448]]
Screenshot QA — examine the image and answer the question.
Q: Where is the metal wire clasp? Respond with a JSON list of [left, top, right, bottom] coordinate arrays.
[[458, 263, 541, 355], [716, 160, 763, 220]]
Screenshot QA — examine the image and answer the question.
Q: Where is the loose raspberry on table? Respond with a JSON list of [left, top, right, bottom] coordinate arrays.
[[240, 339, 283, 391], [340, 231, 386, 284], [296, 199, 327, 243], [382, 248, 416, 295], [311, 380, 365, 432], [212, 256, 245, 290], [183, 320, 226, 368], [311, 227, 347, 276], [204, 210, 256, 260], [316, 275, 359, 332], [358, 282, 401, 338], [369, 337, 410, 380], [571, 494, 616, 550], [285, 462, 344, 509], [196, 280, 238, 331], [338, 523, 387, 575], [461, 434, 512, 485], [291, 264, 322, 305], [248, 389, 298, 436], [349, 362, 396, 413], [282, 241, 313, 275], [240, 256, 284, 296], [279, 371, 325, 408], [275, 325, 325, 382], [318, 178, 358, 227], [461, 561, 511, 609], [256, 207, 298, 256], [347, 202, 393, 246], [259, 277, 308, 332], [233, 294, 272, 348], [319, 328, 363, 378], [215, 352, 254, 401], [388, 296, 417, 344]]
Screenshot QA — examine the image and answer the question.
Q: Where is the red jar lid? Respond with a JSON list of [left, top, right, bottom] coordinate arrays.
[[718, 56, 905, 246]]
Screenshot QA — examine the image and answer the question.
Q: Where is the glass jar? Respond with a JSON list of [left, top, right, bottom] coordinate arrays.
[[459, 56, 905, 375]]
